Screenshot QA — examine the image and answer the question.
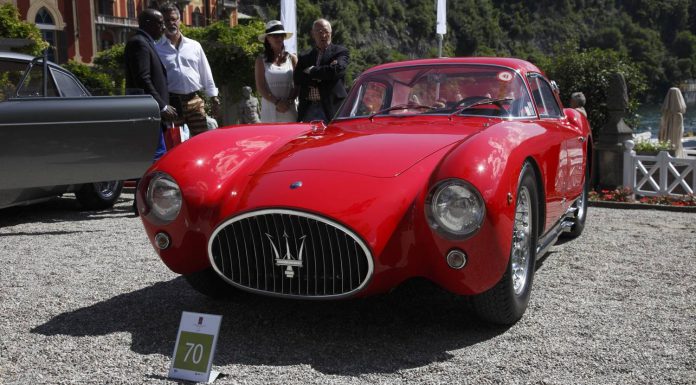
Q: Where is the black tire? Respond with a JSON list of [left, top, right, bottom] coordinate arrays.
[[562, 170, 589, 239], [472, 162, 539, 325], [184, 267, 236, 299], [75, 180, 123, 210]]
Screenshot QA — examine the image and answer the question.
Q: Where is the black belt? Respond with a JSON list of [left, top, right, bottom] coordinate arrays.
[[171, 92, 198, 102]]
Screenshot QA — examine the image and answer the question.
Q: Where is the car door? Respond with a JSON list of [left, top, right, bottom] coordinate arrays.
[[527, 74, 578, 227], [0, 57, 161, 190]]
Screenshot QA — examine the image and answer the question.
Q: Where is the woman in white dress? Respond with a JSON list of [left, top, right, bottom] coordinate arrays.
[[255, 20, 298, 123]]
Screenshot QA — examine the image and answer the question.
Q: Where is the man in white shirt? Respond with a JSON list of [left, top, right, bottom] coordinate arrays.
[[156, 3, 221, 136]]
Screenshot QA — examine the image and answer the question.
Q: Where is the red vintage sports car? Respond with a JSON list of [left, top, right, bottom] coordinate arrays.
[[137, 57, 591, 325]]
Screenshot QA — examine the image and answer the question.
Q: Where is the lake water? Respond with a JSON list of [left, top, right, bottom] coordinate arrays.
[[634, 103, 696, 138]]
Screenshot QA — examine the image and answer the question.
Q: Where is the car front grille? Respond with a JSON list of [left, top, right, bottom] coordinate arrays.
[[208, 209, 374, 298]]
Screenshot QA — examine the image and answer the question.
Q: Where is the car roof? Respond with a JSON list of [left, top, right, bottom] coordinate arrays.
[[362, 57, 543, 77], [0, 50, 60, 67]]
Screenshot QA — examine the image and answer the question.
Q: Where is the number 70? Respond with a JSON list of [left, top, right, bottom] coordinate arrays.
[[184, 342, 204, 364]]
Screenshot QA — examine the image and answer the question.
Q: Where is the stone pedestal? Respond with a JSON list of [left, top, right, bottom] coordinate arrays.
[[595, 142, 627, 188], [594, 73, 634, 189]]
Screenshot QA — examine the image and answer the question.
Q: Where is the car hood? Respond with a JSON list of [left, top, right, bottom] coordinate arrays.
[[252, 118, 481, 178], [145, 117, 491, 260]]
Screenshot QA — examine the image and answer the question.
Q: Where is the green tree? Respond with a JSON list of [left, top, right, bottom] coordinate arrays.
[[183, 20, 265, 100], [672, 30, 696, 58], [61, 44, 125, 95], [93, 44, 126, 93], [588, 27, 624, 52], [0, 3, 48, 55], [542, 47, 647, 138]]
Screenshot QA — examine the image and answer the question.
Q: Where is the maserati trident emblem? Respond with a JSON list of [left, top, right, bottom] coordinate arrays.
[[266, 232, 306, 278]]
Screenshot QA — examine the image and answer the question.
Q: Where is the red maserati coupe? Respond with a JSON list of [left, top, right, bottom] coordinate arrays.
[[137, 57, 591, 325]]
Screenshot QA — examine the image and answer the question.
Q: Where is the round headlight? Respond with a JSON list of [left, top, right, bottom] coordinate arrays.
[[146, 173, 182, 222], [426, 179, 485, 238]]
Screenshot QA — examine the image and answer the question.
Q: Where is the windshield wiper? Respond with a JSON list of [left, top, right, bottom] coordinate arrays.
[[448, 97, 513, 120], [368, 103, 434, 122]]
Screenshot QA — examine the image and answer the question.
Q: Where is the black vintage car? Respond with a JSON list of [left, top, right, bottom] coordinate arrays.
[[0, 51, 160, 210]]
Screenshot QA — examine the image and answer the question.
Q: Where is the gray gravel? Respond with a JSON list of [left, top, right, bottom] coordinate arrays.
[[1, 191, 694, 385]]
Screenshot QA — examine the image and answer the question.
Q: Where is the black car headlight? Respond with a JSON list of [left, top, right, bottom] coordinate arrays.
[[146, 172, 182, 222], [426, 179, 486, 239]]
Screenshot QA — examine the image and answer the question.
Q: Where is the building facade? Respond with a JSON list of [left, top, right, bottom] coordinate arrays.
[[3, 0, 239, 64]]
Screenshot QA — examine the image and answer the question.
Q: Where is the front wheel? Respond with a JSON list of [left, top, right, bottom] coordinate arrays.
[[75, 181, 123, 210], [472, 163, 538, 325]]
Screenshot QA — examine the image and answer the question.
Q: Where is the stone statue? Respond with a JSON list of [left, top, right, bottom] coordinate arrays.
[[238, 86, 261, 124], [569, 92, 587, 117], [600, 72, 632, 138]]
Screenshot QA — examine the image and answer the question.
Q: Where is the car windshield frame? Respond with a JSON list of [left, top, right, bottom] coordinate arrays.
[[335, 63, 537, 121]]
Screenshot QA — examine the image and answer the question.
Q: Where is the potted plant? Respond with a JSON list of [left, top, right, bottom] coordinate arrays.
[[632, 139, 675, 156]]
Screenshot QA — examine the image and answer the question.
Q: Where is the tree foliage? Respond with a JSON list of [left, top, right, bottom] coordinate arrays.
[[93, 44, 126, 93], [543, 47, 647, 137], [182, 20, 265, 97], [0, 4, 48, 55]]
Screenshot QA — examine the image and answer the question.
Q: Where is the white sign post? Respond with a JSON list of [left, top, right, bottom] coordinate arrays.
[[169, 312, 222, 383], [436, 0, 447, 57], [281, 0, 297, 55]]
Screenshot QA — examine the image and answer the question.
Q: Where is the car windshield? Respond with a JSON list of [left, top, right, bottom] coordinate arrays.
[[336, 64, 536, 119]]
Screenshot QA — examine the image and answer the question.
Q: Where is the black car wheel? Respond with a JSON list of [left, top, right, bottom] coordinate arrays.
[[472, 162, 538, 325], [75, 180, 123, 210]]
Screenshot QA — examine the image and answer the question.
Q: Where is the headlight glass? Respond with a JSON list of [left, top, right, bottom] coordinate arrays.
[[146, 173, 182, 222], [426, 179, 485, 238]]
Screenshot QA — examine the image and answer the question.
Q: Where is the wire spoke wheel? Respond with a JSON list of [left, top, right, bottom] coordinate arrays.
[[562, 168, 590, 239], [472, 162, 538, 325], [511, 186, 532, 295]]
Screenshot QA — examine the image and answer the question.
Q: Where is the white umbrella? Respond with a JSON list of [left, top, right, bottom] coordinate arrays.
[[658, 87, 686, 157]]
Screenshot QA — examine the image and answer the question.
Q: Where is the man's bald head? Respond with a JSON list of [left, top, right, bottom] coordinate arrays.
[[138, 9, 164, 40]]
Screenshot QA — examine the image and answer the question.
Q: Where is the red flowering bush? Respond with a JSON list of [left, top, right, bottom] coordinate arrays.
[[589, 188, 696, 207], [589, 188, 634, 202], [637, 195, 696, 206]]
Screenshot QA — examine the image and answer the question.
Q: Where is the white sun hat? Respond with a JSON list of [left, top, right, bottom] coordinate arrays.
[[258, 20, 293, 42]]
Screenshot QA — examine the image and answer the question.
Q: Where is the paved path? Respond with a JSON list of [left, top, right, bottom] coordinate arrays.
[[1, 193, 694, 384]]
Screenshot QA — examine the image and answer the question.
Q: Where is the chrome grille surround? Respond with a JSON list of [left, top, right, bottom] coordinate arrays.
[[207, 209, 374, 299]]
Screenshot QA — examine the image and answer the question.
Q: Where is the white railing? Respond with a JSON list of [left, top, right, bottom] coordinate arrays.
[[95, 15, 138, 28], [623, 140, 696, 197]]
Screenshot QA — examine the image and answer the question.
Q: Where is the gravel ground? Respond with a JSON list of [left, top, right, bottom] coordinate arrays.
[[1, 191, 694, 385]]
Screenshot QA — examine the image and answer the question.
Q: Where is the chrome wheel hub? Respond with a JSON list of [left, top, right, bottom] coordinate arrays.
[[511, 186, 532, 295], [576, 182, 587, 219], [94, 181, 119, 199]]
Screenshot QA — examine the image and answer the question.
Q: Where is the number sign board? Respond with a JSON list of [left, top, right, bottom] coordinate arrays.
[[169, 312, 222, 383]]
